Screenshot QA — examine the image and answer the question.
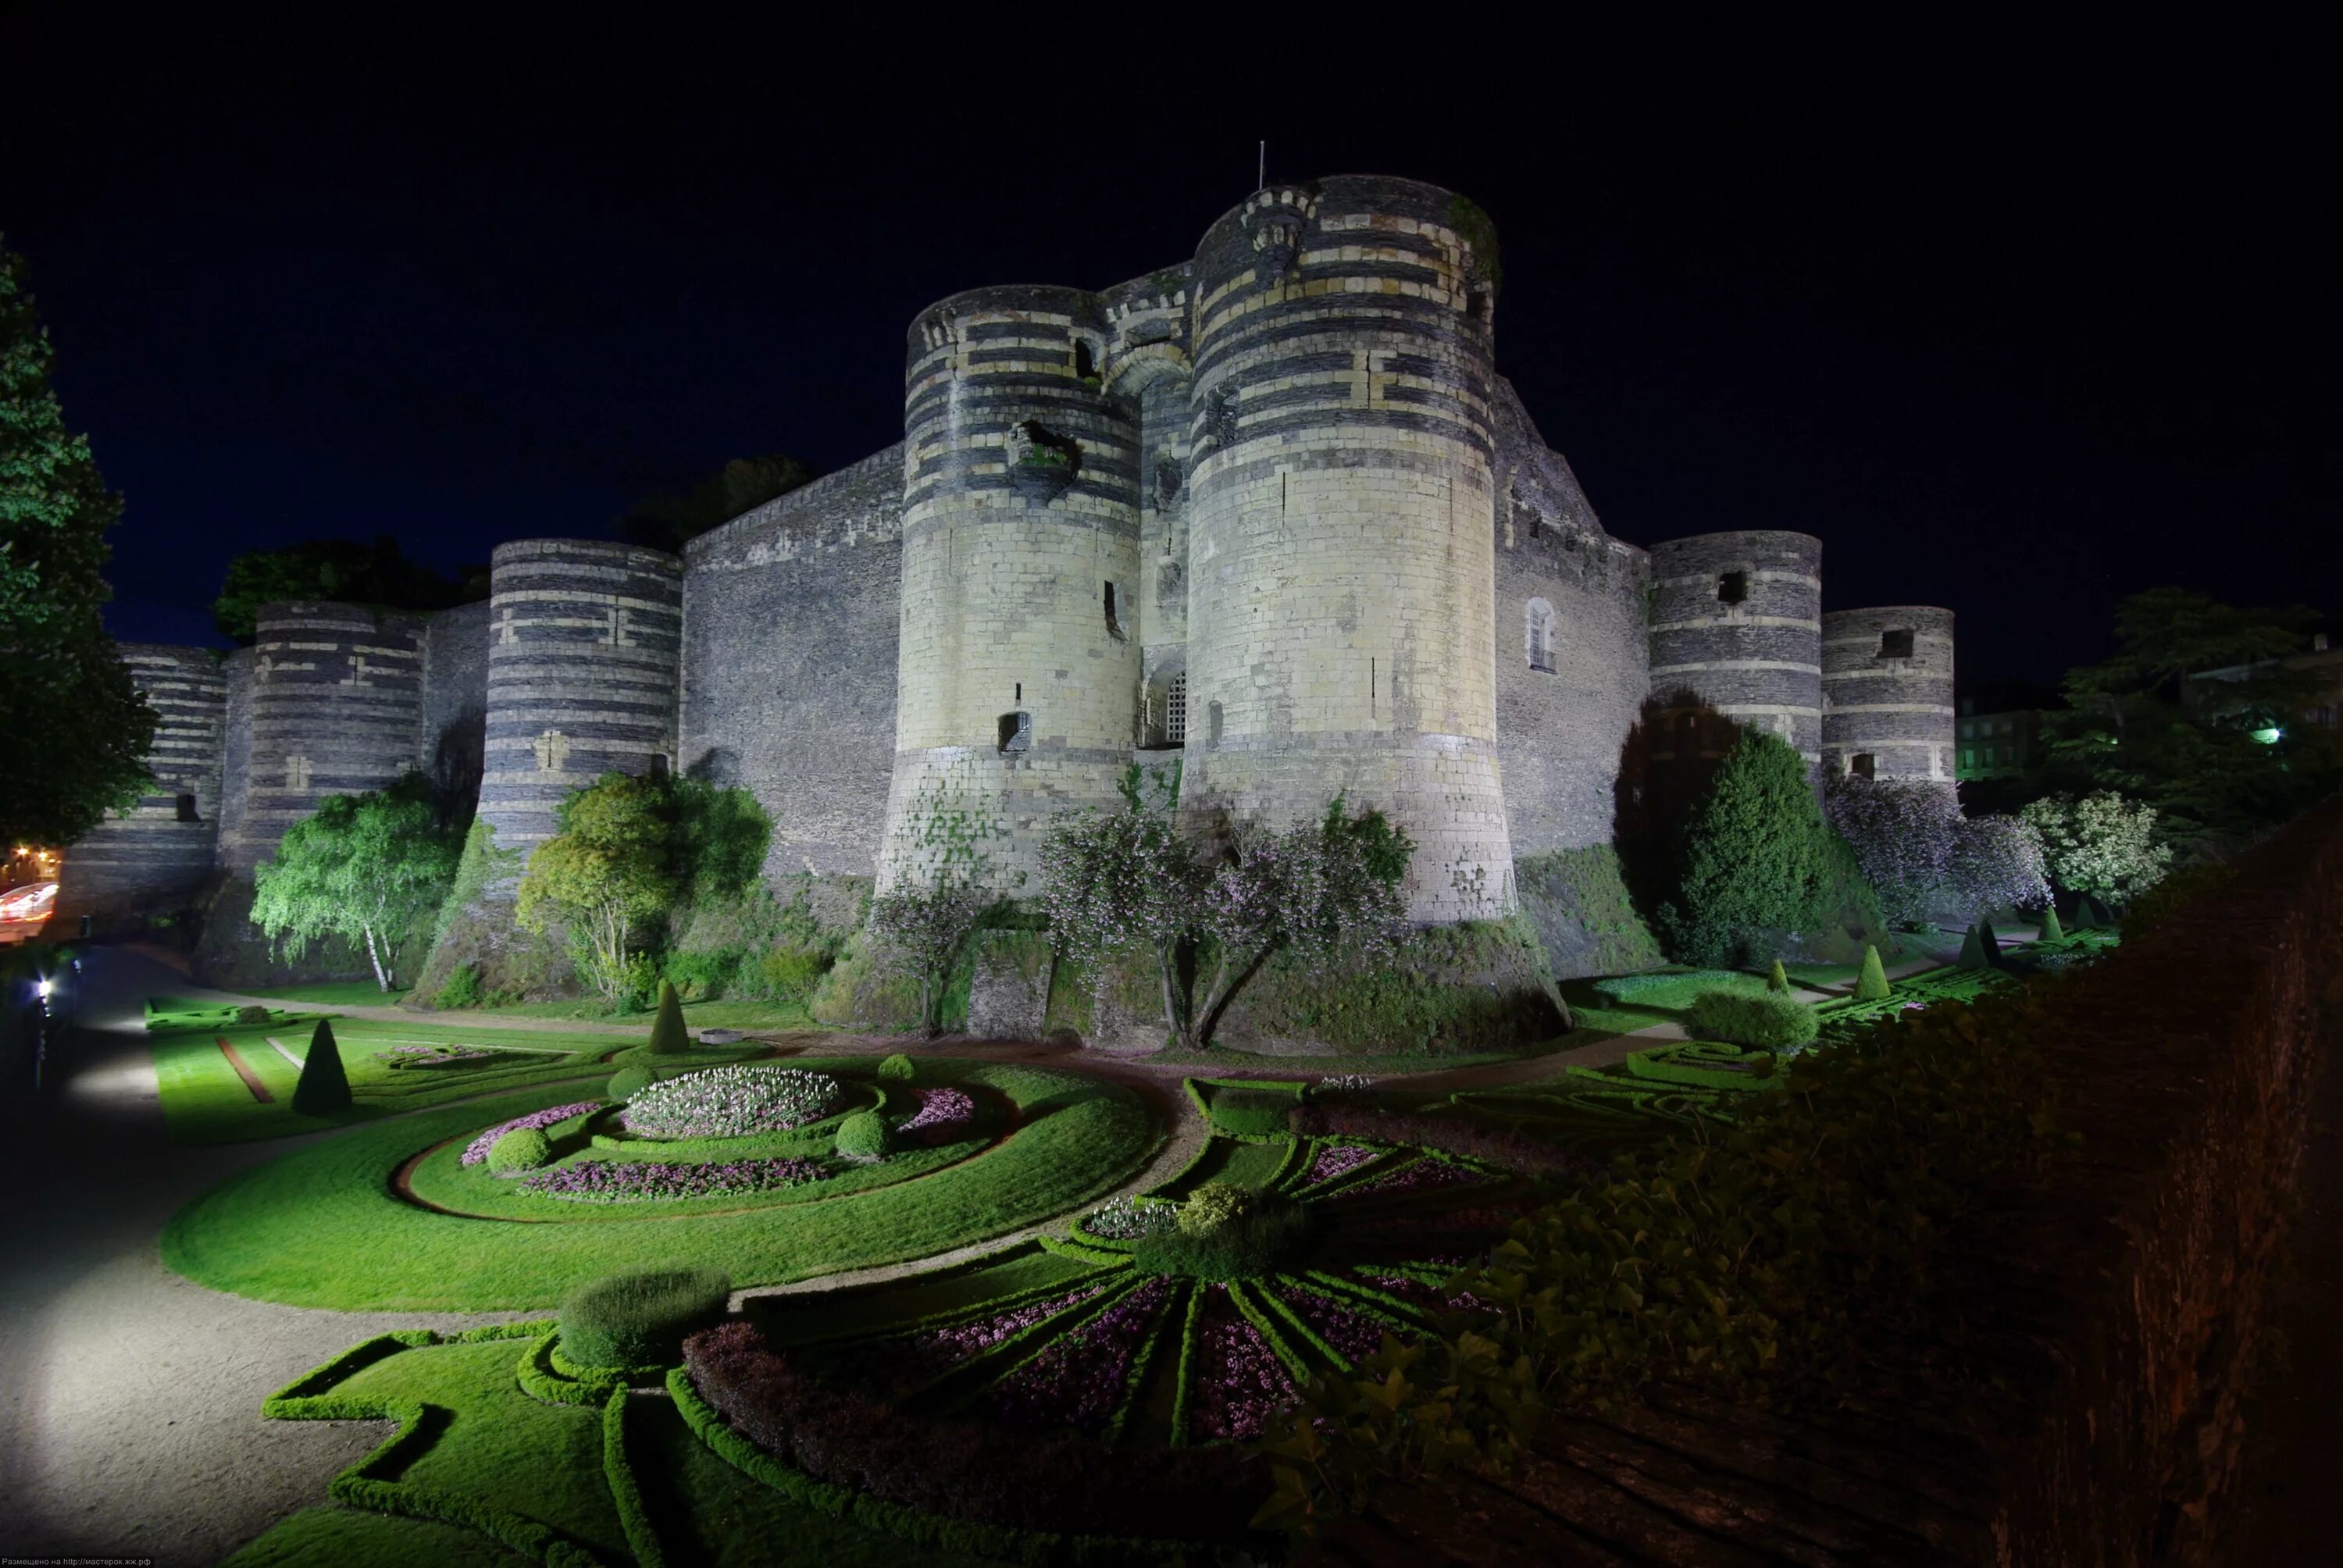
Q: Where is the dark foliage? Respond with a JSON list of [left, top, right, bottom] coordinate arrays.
[[291, 1018, 351, 1114], [1289, 1103, 1601, 1180], [1684, 989, 1820, 1049], [1133, 1190, 1311, 1281], [212, 535, 476, 644], [615, 454, 815, 551]]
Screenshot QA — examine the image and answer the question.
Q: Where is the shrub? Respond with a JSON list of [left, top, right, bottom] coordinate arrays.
[[560, 1267, 732, 1370], [1179, 1181, 1255, 1235], [487, 1126, 551, 1174], [1948, 814, 2052, 921], [1854, 945, 1891, 1001], [1206, 1088, 1299, 1137], [1976, 918, 2002, 967], [647, 981, 688, 1054], [754, 943, 832, 1001], [1766, 960, 1789, 993], [292, 1019, 351, 1114], [2121, 861, 2234, 942], [876, 1053, 918, 1083], [833, 1108, 892, 1160], [1137, 1188, 1310, 1281], [1956, 923, 1990, 968], [2038, 904, 2066, 942], [234, 1003, 273, 1025], [1684, 989, 1818, 1049], [662, 948, 736, 1000], [2020, 789, 2173, 903], [1658, 729, 1867, 966], [435, 961, 484, 1010], [607, 1066, 653, 1103], [1824, 775, 1962, 927]]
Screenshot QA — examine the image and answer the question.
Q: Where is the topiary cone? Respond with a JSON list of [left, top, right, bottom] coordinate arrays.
[[2038, 903, 2065, 943], [1766, 960, 1790, 993], [1855, 944, 1892, 1000], [648, 980, 688, 1055], [293, 1017, 351, 1114], [1956, 923, 1989, 969], [1975, 918, 2002, 968]]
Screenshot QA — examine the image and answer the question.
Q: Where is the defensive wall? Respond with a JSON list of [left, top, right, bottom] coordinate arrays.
[[1821, 604, 1956, 781]]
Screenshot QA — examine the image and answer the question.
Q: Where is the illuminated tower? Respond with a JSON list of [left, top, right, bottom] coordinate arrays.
[[1821, 606, 1956, 780]]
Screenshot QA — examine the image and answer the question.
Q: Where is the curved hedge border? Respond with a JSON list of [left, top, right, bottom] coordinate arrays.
[[601, 1388, 665, 1568], [667, 1363, 1201, 1568], [260, 1322, 600, 1568]]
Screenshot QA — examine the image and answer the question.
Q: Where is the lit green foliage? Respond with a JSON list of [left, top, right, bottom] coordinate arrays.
[[1178, 1181, 1255, 1235], [516, 774, 679, 1007], [670, 775, 773, 903], [607, 1066, 652, 1102], [2019, 790, 2174, 904], [876, 1053, 916, 1083], [1657, 729, 1870, 967], [559, 1267, 732, 1370], [2038, 904, 2066, 942], [434, 961, 484, 1010], [292, 1018, 351, 1114], [0, 240, 157, 848], [1855, 945, 1891, 1000], [486, 1126, 551, 1174], [647, 980, 688, 1054], [253, 773, 460, 991], [1684, 989, 1819, 1049], [833, 1107, 892, 1160], [212, 535, 469, 644], [1136, 1186, 1310, 1281], [1767, 960, 1790, 993]]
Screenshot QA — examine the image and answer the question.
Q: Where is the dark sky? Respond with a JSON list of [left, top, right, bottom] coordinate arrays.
[[9, 21, 2336, 689]]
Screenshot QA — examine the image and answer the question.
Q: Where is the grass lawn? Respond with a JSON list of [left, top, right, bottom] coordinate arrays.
[[150, 1018, 761, 1146], [164, 1059, 1161, 1310], [441, 995, 826, 1031], [235, 979, 415, 1008]]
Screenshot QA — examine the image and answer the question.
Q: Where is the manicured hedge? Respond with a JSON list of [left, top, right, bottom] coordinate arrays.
[[1685, 989, 1820, 1049], [834, 1107, 891, 1160], [560, 1267, 730, 1370], [487, 1126, 551, 1174], [601, 1387, 667, 1568]]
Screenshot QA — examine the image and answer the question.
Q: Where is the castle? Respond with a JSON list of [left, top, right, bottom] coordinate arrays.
[[56, 176, 1956, 944]]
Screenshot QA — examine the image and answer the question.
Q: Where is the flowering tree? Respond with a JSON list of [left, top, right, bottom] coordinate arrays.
[[868, 869, 994, 1036], [1040, 792, 1412, 1051], [1823, 777, 1962, 927], [251, 773, 459, 991], [1945, 814, 2051, 919], [2017, 790, 2172, 903], [515, 773, 678, 1004]]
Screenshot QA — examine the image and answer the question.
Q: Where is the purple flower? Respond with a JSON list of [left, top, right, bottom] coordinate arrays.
[[988, 1278, 1170, 1435], [462, 1101, 602, 1166], [1272, 1284, 1384, 1364], [1188, 1288, 1297, 1442], [897, 1086, 975, 1139], [619, 1066, 837, 1140], [516, 1154, 826, 1202], [1328, 1156, 1485, 1200], [1301, 1143, 1377, 1187]]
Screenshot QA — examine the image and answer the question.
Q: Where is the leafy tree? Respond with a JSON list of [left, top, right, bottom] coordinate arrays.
[[671, 775, 773, 900], [292, 1018, 351, 1114], [1823, 776, 1962, 927], [616, 454, 816, 551], [866, 869, 993, 1036], [2017, 790, 2172, 904], [0, 239, 157, 848], [1657, 729, 1862, 968], [251, 773, 461, 991], [516, 773, 679, 1006], [1945, 814, 2051, 921], [212, 535, 473, 643]]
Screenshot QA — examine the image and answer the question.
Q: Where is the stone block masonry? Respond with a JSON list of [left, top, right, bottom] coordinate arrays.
[[1646, 529, 1825, 765], [1821, 604, 1956, 781], [48, 645, 227, 923]]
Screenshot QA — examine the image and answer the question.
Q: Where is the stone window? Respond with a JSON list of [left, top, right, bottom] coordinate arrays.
[[998, 711, 1033, 754], [1879, 628, 1915, 658], [1717, 571, 1749, 604], [1850, 753, 1876, 779], [175, 793, 199, 822], [1074, 340, 1098, 381], [1104, 581, 1126, 641], [1525, 598, 1556, 673], [1206, 700, 1224, 749], [1164, 673, 1187, 745]]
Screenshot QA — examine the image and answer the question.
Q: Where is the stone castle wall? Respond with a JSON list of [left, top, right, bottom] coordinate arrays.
[[1821, 604, 1956, 781]]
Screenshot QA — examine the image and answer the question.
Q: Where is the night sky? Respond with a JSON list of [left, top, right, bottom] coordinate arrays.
[[10, 23, 2335, 689]]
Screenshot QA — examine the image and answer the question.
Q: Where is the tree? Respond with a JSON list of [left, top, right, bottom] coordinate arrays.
[[867, 870, 993, 1036], [516, 773, 679, 1005], [616, 454, 816, 551], [1945, 814, 2051, 922], [1657, 729, 1862, 968], [2018, 791, 2172, 904], [1823, 776, 1962, 927], [212, 535, 473, 643], [0, 239, 157, 848], [251, 773, 461, 991], [292, 1018, 351, 1114]]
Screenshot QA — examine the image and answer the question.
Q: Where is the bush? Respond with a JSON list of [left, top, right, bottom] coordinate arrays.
[[1766, 960, 1789, 993], [1658, 729, 1868, 967], [662, 949, 736, 1000], [487, 1126, 551, 1174], [754, 943, 833, 1001], [2038, 904, 2066, 942], [607, 1066, 653, 1102], [647, 981, 688, 1054], [1956, 923, 1991, 968], [292, 1019, 351, 1114], [2121, 861, 2234, 942], [1684, 989, 1819, 1049], [435, 961, 484, 1010], [1205, 1089, 1298, 1137], [560, 1267, 731, 1371], [1179, 1181, 1255, 1235], [234, 1003, 273, 1025], [833, 1108, 892, 1161], [1136, 1188, 1310, 1281], [876, 1053, 917, 1083], [1854, 945, 1891, 1001]]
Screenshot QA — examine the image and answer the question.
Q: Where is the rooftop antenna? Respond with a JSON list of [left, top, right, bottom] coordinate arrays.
[[1258, 140, 1265, 191]]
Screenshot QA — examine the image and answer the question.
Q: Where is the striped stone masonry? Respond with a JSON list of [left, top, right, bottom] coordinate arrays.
[[479, 539, 683, 856], [51, 644, 229, 921], [1646, 530, 1825, 765], [1821, 604, 1956, 780]]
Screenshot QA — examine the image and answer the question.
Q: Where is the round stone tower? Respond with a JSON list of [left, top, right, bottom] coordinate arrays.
[[1179, 176, 1511, 921], [1646, 531, 1824, 767], [224, 601, 426, 872], [878, 284, 1144, 893], [478, 539, 684, 858], [1821, 606, 1956, 781], [52, 644, 228, 922]]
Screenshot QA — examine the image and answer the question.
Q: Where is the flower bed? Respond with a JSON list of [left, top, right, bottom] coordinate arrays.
[[619, 1067, 838, 1139], [374, 1043, 497, 1070], [1300, 1143, 1378, 1187], [899, 1285, 1104, 1383], [518, 1155, 826, 1203], [896, 1086, 975, 1142], [1082, 1194, 1178, 1240], [988, 1278, 1169, 1435], [1187, 1288, 1297, 1442], [1331, 1155, 1488, 1201], [461, 1102, 601, 1167], [1271, 1283, 1384, 1364]]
